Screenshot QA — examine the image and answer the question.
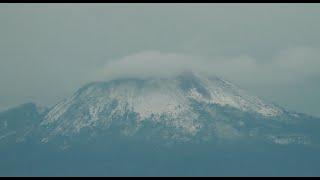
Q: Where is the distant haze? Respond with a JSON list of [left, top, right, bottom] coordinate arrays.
[[0, 4, 320, 117]]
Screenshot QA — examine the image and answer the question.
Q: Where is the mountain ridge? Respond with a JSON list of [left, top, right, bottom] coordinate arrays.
[[1, 71, 319, 148], [1, 71, 320, 176]]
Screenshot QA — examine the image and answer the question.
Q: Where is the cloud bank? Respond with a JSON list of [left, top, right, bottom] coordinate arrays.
[[95, 51, 204, 80], [95, 50, 261, 81], [95, 46, 320, 87]]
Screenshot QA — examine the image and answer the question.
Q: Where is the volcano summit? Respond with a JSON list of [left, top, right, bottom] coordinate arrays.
[[1, 71, 320, 176]]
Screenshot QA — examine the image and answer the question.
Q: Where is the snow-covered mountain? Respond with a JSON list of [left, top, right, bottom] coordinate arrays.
[[0, 103, 47, 145], [1, 71, 320, 176], [2, 71, 318, 146]]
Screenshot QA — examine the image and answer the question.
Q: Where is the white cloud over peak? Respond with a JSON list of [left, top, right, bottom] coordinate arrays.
[[95, 51, 208, 81], [95, 46, 320, 85]]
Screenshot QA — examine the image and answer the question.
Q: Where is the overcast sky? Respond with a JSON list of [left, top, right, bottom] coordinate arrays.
[[0, 3, 320, 117]]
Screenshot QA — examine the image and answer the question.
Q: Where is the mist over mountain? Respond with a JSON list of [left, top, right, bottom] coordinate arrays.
[[2, 4, 320, 177], [1, 71, 320, 176]]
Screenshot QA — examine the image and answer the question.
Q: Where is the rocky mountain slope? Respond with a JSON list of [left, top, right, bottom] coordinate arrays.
[[1, 71, 320, 176], [1, 71, 319, 147]]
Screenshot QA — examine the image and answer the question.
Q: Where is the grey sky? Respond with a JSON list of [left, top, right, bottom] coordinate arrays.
[[0, 4, 320, 117]]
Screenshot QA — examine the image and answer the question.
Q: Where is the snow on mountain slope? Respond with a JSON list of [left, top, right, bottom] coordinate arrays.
[[182, 72, 282, 116], [39, 71, 286, 143], [1, 71, 320, 176], [0, 103, 45, 144]]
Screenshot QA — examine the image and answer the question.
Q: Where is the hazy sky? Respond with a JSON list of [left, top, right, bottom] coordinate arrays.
[[0, 3, 320, 117]]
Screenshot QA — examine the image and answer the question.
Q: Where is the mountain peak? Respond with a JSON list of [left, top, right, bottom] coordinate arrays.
[[38, 72, 287, 143], [1, 72, 319, 149]]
